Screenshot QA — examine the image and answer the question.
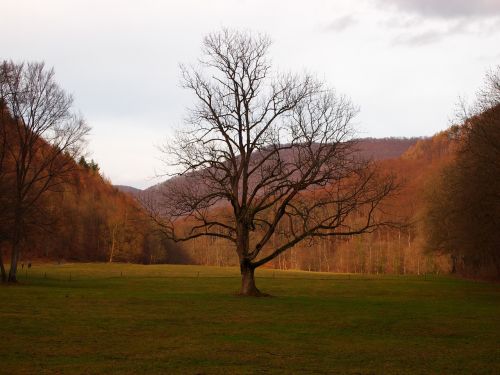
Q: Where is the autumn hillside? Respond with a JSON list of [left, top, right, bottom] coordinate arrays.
[[0, 103, 177, 265], [140, 137, 421, 196], [138, 133, 463, 276], [114, 185, 143, 196]]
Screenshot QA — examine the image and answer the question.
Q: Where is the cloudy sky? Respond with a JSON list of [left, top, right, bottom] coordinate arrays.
[[1, 0, 499, 188]]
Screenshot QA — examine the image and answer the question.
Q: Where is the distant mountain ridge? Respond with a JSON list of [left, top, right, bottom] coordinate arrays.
[[355, 137, 424, 160], [114, 185, 143, 196], [142, 137, 422, 195]]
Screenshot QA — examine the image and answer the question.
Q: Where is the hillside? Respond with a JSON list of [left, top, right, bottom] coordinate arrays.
[[114, 185, 143, 196], [356, 137, 423, 160], [0, 104, 172, 265], [138, 134, 458, 274], [143, 137, 421, 196]]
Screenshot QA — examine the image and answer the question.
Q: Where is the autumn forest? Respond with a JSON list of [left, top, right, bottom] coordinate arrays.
[[1, 42, 498, 287]]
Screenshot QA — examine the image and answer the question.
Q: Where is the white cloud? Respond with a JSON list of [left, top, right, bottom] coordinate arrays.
[[324, 15, 358, 32], [1, 0, 496, 188], [375, 0, 500, 19], [376, 0, 500, 47]]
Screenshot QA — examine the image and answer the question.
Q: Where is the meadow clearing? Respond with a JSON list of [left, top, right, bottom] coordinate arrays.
[[1, 263, 499, 374]]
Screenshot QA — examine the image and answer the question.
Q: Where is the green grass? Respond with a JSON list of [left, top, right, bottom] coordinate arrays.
[[1, 263, 499, 374]]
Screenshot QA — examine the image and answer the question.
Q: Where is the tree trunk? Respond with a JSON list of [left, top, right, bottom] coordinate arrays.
[[239, 261, 263, 296], [7, 213, 22, 282], [0, 250, 6, 282], [109, 224, 117, 263], [8, 239, 20, 282], [451, 254, 457, 274]]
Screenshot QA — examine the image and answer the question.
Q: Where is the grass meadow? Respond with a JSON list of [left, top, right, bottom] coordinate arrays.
[[1, 263, 499, 374]]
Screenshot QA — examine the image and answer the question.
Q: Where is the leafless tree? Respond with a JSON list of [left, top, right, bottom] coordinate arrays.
[[477, 66, 500, 111], [0, 97, 9, 280], [0, 61, 89, 282], [459, 65, 500, 170], [147, 30, 395, 295]]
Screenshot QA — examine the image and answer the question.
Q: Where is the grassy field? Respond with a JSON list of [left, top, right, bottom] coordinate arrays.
[[1, 263, 499, 374]]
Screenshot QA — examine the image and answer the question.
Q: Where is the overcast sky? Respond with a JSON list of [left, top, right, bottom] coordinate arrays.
[[1, 0, 499, 188]]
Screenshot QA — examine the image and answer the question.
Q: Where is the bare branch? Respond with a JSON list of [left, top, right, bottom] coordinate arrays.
[[145, 29, 396, 295]]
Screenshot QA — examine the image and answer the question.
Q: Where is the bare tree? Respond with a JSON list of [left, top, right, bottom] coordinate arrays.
[[0, 98, 10, 281], [148, 30, 395, 295], [0, 61, 89, 282], [477, 66, 500, 112], [461, 66, 500, 170]]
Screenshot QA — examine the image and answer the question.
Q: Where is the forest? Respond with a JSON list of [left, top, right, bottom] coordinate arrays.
[[0, 56, 499, 284], [0, 63, 178, 282], [0, 113, 177, 268]]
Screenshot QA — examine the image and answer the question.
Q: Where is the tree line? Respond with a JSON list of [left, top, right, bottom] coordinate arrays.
[[423, 67, 500, 279]]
